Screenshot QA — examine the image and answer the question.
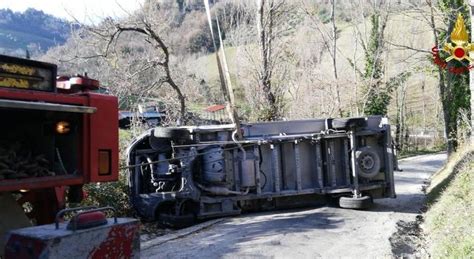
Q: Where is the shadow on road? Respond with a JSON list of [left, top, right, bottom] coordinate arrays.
[[144, 208, 345, 258], [198, 210, 342, 254]]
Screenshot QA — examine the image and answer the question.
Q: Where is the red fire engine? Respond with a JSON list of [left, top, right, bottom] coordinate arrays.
[[0, 54, 121, 256]]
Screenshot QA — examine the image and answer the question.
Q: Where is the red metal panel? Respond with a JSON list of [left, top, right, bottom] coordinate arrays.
[[84, 93, 119, 182], [0, 87, 86, 105], [88, 224, 139, 258], [0, 176, 83, 192], [0, 88, 118, 191], [0, 86, 89, 191]]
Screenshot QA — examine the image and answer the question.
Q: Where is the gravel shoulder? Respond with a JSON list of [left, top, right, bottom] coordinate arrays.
[[142, 153, 447, 258]]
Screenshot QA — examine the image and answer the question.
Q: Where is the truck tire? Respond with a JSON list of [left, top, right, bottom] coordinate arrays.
[[332, 117, 367, 130], [339, 196, 372, 210], [153, 127, 190, 141], [157, 213, 196, 229], [148, 135, 172, 152], [355, 146, 381, 178]]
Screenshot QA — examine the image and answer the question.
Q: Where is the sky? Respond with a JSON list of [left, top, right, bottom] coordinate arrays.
[[0, 0, 144, 23]]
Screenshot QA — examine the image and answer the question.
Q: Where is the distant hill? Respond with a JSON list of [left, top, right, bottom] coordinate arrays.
[[0, 8, 74, 57]]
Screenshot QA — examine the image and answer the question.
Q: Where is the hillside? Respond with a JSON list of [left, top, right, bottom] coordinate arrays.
[[0, 8, 73, 57], [425, 148, 474, 257], [191, 8, 441, 134], [40, 1, 449, 152]]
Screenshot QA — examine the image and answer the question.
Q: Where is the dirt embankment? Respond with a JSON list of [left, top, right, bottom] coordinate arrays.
[[423, 149, 474, 257], [390, 149, 474, 258]]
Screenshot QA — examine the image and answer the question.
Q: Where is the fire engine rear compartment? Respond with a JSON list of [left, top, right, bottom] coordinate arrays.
[[0, 107, 82, 191], [127, 116, 396, 226]]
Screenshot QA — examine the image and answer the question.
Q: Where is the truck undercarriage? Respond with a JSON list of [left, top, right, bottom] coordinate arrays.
[[127, 116, 396, 227]]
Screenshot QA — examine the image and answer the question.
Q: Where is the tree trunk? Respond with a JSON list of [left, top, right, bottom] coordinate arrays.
[[427, 0, 454, 155], [177, 0, 185, 14], [469, 2, 474, 144], [330, 0, 343, 117], [444, 72, 456, 155], [256, 0, 278, 121]]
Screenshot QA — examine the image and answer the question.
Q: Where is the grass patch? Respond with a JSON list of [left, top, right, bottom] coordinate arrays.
[[425, 147, 473, 205], [424, 147, 474, 258]]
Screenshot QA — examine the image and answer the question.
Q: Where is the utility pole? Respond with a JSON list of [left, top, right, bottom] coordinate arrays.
[[470, 1, 474, 143], [203, 0, 242, 139]]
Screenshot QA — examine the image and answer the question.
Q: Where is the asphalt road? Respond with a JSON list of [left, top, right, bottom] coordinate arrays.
[[142, 153, 447, 258]]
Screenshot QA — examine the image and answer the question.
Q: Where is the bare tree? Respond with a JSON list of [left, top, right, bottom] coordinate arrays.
[[301, 0, 343, 117], [329, 0, 343, 117], [255, 0, 285, 121], [43, 6, 190, 124], [107, 22, 187, 122]]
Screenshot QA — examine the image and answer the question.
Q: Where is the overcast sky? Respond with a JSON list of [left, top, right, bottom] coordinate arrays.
[[0, 0, 144, 23]]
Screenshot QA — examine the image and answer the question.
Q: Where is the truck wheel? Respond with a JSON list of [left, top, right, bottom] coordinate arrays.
[[356, 146, 381, 178], [157, 213, 196, 229], [339, 196, 372, 210], [150, 127, 193, 148], [332, 117, 367, 130], [148, 136, 172, 152], [156, 200, 198, 228], [153, 127, 190, 141]]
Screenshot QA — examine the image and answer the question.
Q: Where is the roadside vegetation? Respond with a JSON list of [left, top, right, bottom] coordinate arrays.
[[80, 129, 134, 217], [424, 147, 474, 257]]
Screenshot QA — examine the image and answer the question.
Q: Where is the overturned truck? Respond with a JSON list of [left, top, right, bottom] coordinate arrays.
[[127, 116, 396, 227]]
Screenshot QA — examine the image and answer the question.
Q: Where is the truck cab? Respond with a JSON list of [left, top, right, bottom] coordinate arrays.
[[0, 55, 119, 253]]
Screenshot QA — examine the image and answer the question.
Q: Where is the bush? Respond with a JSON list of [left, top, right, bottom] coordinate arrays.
[[81, 173, 132, 217]]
